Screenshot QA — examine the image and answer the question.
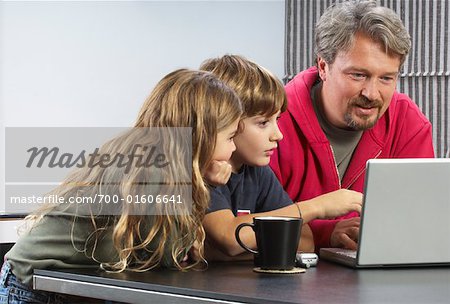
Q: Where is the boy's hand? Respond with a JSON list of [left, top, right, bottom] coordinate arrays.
[[204, 160, 233, 186], [315, 189, 362, 219]]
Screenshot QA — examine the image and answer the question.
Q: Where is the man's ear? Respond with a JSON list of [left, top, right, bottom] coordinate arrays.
[[317, 56, 327, 81]]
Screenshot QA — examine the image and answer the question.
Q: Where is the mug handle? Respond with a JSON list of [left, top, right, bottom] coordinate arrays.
[[235, 222, 258, 254]]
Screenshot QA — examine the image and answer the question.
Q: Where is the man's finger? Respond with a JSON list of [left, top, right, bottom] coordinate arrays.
[[340, 234, 358, 250]]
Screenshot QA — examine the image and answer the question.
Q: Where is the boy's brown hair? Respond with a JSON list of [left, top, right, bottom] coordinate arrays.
[[200, 54, 287, 119]]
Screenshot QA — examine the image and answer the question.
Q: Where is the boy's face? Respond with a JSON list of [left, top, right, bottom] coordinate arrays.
[[230, 111, 283, 170]]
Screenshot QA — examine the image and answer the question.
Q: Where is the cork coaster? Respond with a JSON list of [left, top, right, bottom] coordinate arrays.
[[253, 267, 305, 274]]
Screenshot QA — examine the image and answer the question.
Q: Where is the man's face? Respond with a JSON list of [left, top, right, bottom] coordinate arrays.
[[317, 33, 401, 130]]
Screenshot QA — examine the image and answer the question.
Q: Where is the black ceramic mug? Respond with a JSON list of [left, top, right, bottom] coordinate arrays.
[[235, 216, 302, 270]]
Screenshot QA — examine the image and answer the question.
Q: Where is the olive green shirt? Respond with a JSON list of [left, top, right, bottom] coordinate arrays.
[[6, 204, 175, 286]]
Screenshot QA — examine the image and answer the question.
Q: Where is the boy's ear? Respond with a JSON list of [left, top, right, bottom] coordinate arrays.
[[237, 120, 245, 134], [317, 56, 327, 82]]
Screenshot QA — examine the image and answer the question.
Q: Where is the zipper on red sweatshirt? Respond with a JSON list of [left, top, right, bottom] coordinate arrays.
[[345, 150, 383, 189], [329, 145, 341, 189]]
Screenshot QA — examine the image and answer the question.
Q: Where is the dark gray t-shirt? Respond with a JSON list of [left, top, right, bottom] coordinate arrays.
[[208, 165, 292, 215], [311, 83, 363, 181]]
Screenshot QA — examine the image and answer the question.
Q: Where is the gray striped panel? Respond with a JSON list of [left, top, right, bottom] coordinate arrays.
[[285, 0, 449, 157]]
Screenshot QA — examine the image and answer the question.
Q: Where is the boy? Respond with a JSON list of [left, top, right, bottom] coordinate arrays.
[[201, 55, 362, 257]]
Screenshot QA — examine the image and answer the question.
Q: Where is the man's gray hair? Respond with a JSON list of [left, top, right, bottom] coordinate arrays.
[[315, 0, 411, 66]]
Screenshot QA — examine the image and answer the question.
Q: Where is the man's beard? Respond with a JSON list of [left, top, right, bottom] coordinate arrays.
[[344, 96, 382, 130]]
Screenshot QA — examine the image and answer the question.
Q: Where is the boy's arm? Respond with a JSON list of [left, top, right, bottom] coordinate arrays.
[[203, 189, 362, 257], [204, 237, 253, 261], [299, 224, 315, 252], [203, 204, 308, 257]]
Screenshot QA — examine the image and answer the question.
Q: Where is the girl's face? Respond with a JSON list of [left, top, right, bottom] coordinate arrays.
[[211, 119, 240, 162]]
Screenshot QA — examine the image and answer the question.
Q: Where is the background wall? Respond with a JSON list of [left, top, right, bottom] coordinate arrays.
[[0, 0, 285, 212]]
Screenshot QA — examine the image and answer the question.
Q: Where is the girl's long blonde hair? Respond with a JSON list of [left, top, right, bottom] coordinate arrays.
[[29, 69, 242, 272]]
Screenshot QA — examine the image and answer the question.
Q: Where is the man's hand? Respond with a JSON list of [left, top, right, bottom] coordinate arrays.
[[330, 217, 360, 250], [203, 160, 233, 186]]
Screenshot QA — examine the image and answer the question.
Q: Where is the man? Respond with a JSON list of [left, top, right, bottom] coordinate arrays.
[[270, 0, 435, 251]]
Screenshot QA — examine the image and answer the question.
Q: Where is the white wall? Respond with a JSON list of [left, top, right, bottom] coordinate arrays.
[[0, 0, 284, 211]]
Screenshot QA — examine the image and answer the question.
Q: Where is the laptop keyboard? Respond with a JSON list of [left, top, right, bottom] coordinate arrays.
[[335, 249, 357, 258]]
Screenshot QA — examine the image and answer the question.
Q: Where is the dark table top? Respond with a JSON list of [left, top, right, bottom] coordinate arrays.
[[0, 213, 27, 219], [34, 260, 450, 304]]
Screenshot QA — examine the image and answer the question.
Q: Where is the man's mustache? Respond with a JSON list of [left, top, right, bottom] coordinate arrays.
[[350, 96, 382, 109]]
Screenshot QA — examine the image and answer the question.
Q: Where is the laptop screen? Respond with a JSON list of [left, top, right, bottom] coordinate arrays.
[[357, 158, 450, 266]]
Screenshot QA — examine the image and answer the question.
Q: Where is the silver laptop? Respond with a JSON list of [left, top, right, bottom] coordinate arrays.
[[320, 158, 450, 268]]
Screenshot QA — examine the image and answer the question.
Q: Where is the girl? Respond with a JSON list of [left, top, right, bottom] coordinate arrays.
[[0, 69, 242, 303]]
